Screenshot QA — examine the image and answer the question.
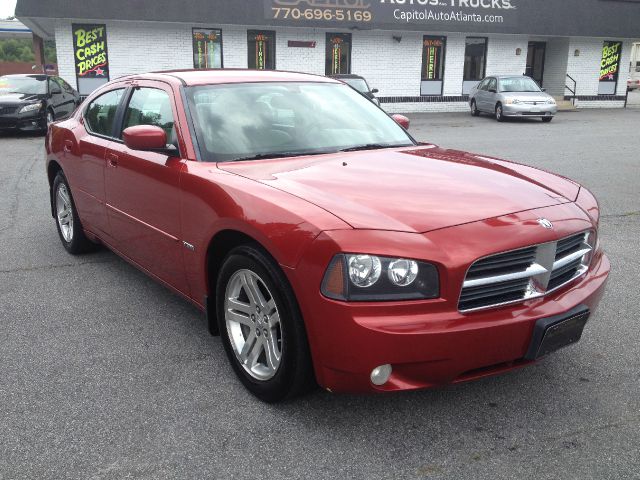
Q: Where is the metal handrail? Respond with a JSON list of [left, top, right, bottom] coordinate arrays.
[[565, 74, 577, 106]]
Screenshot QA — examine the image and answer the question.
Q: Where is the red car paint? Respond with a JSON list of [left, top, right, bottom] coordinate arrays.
[[46, 70, 609, 394]]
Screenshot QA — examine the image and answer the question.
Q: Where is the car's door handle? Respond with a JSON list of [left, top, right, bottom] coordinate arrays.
[[63, 140, 73, 153], [106, 152, 119, 168]]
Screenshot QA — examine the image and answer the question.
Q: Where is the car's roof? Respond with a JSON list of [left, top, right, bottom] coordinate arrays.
[[328, 74, 365, 80], [489, 75, 534, 80], [1, 74, 48, 79], [130, 69, 341, 87]]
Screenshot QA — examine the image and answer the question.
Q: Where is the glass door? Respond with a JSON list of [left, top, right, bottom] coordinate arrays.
[[526, 42, 546, 87]]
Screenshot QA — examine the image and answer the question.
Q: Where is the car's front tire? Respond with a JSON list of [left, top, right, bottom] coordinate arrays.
[[542, 117, 553, 123], [495, 103, 505, 122], [52, 171, 96, 254], [470, 100, 480, 117], [216, 244, 314, 402]]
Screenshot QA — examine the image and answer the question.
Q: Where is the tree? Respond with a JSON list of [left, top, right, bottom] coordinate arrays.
[[0, 38, 57, 63]]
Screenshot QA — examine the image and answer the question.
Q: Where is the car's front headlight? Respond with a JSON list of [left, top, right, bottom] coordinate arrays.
[[19, 102, 43, 113], [321, 254, 440, 301], [546, 98, 556, 105], [507, 98, 521, 105]]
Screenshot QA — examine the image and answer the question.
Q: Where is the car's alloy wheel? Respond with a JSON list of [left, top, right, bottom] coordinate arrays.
[[496, 103, 505, 122], [55, 183, 74, 243], [52, 171, 96, 254], [46, 110, 54, 125], [216, 245, 314, 402], [224, 269, 282, 381]]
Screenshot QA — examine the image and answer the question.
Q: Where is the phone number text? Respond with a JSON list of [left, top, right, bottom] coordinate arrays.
[[271, 7, 373, 22]]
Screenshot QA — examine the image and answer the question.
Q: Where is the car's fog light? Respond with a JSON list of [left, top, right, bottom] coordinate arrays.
[[370, 364, 392, 386]]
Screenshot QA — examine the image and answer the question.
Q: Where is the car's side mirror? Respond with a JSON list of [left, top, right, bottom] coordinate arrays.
[[371, 88, 379, 94], [488, 88, 497, 93], [51, 85, 62, 95], [391, 114, 410, 130], [123, 125, 175, 153]]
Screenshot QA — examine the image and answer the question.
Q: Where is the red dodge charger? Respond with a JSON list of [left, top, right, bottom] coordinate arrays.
[[46, 70, 610, 402]]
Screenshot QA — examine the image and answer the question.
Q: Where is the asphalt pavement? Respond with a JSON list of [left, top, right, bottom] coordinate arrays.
[[1, 107, 639, 479]]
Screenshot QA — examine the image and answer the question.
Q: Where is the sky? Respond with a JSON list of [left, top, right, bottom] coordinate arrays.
[[0, 0, 18, 19]]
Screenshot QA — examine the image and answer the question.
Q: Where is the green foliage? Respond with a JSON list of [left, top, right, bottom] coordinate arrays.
[[0, 38, 57, 63], [0, 38, 34, 62]]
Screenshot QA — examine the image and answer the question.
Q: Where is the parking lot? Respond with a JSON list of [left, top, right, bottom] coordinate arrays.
[[1, 107, 639, 479]]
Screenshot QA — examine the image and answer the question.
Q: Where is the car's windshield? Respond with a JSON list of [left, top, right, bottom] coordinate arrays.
[[187, 82, 413, 162], [498, 77, 542, 93], [341, 78, 369, 93], [0, 76, 47, 95]]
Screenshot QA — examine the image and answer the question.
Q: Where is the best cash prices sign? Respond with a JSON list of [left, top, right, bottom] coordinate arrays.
[[72, 24, 110, 95]]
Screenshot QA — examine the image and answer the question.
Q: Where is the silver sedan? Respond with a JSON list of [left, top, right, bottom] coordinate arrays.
[[469, 75, 557, 123]]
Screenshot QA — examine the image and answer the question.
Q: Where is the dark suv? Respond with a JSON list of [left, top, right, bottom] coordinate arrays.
[[0, 74, 81, 133]]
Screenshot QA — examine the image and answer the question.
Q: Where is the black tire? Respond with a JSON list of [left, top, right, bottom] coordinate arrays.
[[52, 171, 96, 254], [216, 244, 315, 402], [542, 117, 553, 123], [470, 100, 480, 117], [495, 103, 505, 122]]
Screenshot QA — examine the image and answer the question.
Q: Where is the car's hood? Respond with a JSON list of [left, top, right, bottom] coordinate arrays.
[[218, 146, 580, 233], [0, 92, 45, 105]]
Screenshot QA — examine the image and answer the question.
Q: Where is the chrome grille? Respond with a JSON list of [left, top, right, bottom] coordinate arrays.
[[459, 232, 593, 312]]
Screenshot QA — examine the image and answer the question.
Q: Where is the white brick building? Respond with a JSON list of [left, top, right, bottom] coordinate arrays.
[[16, 0, 640, 112]]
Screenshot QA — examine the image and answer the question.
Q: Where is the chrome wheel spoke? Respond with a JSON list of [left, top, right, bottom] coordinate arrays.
[[246, 273, 268, 310], [264, 332, 281, 371], [239, 331, 257, 363], [227, 297, 252, 315], [226, 309, 253, 328], [268, 310, 281, 329]]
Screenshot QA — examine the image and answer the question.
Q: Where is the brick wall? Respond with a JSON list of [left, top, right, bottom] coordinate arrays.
[[54, 20, 633, 111]]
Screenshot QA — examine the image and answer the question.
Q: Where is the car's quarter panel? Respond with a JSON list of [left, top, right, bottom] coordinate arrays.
[[177, 162, 350, 308], [292, 202, 608, 392]]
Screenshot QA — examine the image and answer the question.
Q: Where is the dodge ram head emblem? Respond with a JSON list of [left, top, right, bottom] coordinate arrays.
[[537, 218, 554, 229]]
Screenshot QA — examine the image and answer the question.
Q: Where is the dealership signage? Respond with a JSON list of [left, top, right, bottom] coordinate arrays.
[[72, 24, 109, 95], [72, 24, 109, 79], [264, 0, 518, 28]]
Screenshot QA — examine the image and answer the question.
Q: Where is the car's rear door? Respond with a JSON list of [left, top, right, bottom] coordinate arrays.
[[104, 80, 187, 292]]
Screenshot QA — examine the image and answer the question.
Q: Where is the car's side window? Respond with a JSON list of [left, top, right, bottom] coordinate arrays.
[[477, 78, 488, 91], [84, 89, 125, 138], [488, 78, 497, 92], [121, 87, 175, 142], [48, 78, 61, 94], [56, 77, 74, 94]]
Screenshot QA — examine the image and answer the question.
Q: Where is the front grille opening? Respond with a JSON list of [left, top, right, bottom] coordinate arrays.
[[555, 233, 585, 260], [459, 278, 530, 311], [465, 247, 536, 280], [548, 258, 583, 291]]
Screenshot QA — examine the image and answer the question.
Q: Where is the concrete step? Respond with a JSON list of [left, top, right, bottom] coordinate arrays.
[[554, 97, 578, 111]]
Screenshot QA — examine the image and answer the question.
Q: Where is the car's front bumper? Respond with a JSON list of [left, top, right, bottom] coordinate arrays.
[[0, 110, 47, 131], [290, 203, 609, 394], [503, 103, 557, 117]]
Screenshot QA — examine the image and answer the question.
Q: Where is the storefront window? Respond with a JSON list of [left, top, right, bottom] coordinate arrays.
[[193, 28, 223, 69], [463, 37, 487, 94], [598, 40, 622, 95], [248, 30, 276, 70], [325, 33, 352, 75], [421, 36, 446, 95]]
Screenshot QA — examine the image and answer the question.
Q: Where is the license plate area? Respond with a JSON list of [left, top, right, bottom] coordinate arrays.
[[524, 306, 590, 360]]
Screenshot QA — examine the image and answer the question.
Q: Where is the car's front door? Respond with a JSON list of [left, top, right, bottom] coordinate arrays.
[[104, 81, 187, 292], [483, 77, 498, 112]]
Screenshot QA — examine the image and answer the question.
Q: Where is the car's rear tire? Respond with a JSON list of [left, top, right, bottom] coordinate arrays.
[[542, 117, 553, 123], [495, 103, 505, 122], [52, 171, 96, 254], [470, 100, 480, 117], [216, 244, 315, 402]]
